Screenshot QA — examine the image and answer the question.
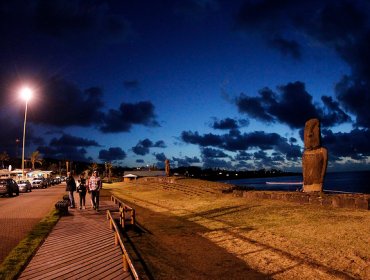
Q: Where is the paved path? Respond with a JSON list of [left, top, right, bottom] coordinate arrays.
[[0, 183, 67, 263], [19, 199, 132, 280]]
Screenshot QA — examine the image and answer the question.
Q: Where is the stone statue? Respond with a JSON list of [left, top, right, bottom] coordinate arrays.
[[165, 159, 170, 177], [302, 118, 328, 192]]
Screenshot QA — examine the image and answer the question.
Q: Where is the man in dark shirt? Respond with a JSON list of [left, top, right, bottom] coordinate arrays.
[[65, 172, 76, 208]]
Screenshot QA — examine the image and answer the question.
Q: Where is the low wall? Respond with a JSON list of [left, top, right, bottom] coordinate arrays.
[[233, 190, 370, 210], [142, 176, 177, 183]]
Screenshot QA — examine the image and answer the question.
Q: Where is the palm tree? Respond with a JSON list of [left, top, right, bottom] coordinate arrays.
[[88, 162, 98, 174], [0, 151, 10, 169], [106, 162, 113, 182], [30, 150, 43, 170]]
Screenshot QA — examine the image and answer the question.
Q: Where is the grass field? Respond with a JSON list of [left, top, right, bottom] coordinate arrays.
[[104, 178, 370, 280]]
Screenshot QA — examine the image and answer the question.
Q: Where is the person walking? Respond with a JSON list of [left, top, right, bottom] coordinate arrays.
[[77, 173, 87, 210], [65, 172, 76, 208], [88, 170, 102, 211]]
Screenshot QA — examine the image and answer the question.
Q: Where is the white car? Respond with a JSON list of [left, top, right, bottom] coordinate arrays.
[[17, 180, 32, 192], [31, 178, 47, 189]]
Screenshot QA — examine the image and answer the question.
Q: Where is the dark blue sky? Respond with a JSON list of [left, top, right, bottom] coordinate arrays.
[[1, 0, 370, 172]]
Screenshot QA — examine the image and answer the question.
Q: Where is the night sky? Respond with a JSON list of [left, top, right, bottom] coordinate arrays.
[[1, 0, 370, 172]]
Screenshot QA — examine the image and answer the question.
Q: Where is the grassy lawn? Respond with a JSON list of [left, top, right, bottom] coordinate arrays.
[[103, 178, 370, 280]]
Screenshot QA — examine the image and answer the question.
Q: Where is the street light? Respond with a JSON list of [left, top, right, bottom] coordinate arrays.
[[20, 87, 32, 179]]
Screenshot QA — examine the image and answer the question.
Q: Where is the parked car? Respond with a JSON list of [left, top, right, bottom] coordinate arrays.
[[32, 178, 47, 189], [44, 177, 52, 187], [0, 178, 20, 197], [17, 180, 32, 193]]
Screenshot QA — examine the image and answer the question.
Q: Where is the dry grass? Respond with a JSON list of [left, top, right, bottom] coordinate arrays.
[[104, 178, 370, 280]]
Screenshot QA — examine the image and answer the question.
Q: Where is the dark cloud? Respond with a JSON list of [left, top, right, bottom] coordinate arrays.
[[236, 81, 351, 129], [38, 145, 90, 162], [269, 36, 301, 59], [0, 117, 44, 157], [28, 77, 105, 127], [203, 158, 233, 169], [123, 80, 140, 90], [100, 101, 160, 133], [201, 147, 229, 158], [181, 129, 302, 162], [236, 0, 370, 129], [173, 0, 219, 19], [335, 75, 370, 128], [37, 133, 99, 161], [132, 138, 166, 156], [172, 156, 201, 167], [211, 117, 249, 130], [154, 152, 167, 162], [50, 134, 100, 147], [98, 147, 127, 162], [322, 128, 370, 161], [34, 1, 128, 47], [136, 159, 144, 163], [235, 151, 252, 161]]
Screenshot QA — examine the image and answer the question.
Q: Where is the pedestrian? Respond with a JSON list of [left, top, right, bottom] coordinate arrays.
[[88, 170, 102, 211], [77, 173, 87, 210], [65, 172, 76, 208]]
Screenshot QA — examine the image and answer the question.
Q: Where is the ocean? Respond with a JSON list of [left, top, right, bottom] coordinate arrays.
[[220, 170, 370, 194]]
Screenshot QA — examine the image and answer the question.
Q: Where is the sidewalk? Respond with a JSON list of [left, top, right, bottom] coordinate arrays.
[[19, 198, 132, 280]]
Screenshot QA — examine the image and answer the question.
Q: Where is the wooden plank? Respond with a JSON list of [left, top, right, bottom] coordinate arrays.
[[19, 199, 132, 280]]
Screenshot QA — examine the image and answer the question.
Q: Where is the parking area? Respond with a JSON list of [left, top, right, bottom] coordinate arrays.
[[0, 183, 67, 263]]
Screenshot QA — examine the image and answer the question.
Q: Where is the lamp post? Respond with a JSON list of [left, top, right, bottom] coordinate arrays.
[[20, 87, 32, 179]]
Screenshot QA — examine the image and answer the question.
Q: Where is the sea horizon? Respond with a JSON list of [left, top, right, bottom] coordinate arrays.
[[220, 170, 370, 194]]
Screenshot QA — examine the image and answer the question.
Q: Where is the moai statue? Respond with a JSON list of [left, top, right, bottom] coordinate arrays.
[[302, 118, 328, 192], [165, 159, 170, 177]]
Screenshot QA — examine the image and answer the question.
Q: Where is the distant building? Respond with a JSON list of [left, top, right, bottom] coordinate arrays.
[[123, 170, 165, 179]]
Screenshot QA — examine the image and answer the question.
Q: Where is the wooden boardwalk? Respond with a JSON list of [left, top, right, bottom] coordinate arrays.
[[19, 199, 132, 280]]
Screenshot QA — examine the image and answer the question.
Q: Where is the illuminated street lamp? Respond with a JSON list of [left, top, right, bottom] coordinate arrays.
[[20, 87, 32, 179]]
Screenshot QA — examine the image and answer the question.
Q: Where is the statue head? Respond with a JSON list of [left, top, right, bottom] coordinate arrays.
[[304, 118, 321, 150]]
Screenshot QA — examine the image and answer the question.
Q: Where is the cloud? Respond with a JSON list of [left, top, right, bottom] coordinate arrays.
[[154, 152, 167, 162], [0, 117, 44, 157], [322, 128, 370, 161], [201, 147, 229, 158], [203, 158, 234, 169], [29, 77, 105, 127], [269, 36, 301, 59], [235, 0, 370, 129], [211, 117, 249, 130], [235, 151, 252, 161], [100, 101, 160, 133], [50, 134, 100, 147], [34, 0, 129, 46], [123, 80, 140, 90], [235, 81, 351, 129], [181, 129, 302, 165], [98, 147, 127, 161], [37, 133, 100, 161], [132, 138, 166, 156], [172, 156, 201, 167], [136, 159, 144, 163]]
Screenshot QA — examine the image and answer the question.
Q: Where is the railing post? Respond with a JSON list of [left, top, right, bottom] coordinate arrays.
[[114, 232, 118, 246], [122, 254, 128, 272], [131, 209, 135, 225], [110, 219, 113, 230]]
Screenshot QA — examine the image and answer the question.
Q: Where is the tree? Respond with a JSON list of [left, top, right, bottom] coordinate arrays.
[[30, 150, 43, 170], [105, 162, 113, 182], [0, 151, 10, 169], [89, 162, 98, 174]]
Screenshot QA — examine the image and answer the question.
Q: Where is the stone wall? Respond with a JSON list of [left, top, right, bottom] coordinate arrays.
[[233, 190, 370, 210]]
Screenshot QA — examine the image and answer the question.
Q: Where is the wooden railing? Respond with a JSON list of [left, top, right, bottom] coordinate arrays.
[[106, 209, 140, 280], [111, 195, 136, 229]]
